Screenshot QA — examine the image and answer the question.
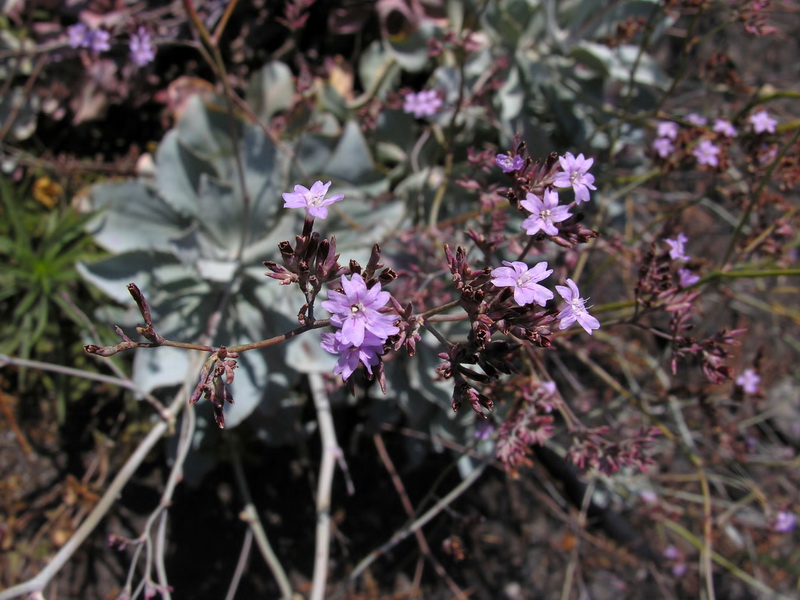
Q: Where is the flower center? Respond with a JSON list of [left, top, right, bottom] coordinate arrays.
[[517, 273, 532, 286], [309, 192, 324, 207], [351, 302, 365, 315], [569, 298, 587, 315], [540, 208, 551, 219]]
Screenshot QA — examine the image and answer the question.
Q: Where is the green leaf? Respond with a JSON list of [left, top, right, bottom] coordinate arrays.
[[175, 94, 238, 168], [325, 121, 377, 184], [387, 21, 437, 73], [87, 181, 191, 254], [248, 60, 295, 121], [570, 42, 670, 90], [155, 130, 218, 217], [77, 251, 189, 305]]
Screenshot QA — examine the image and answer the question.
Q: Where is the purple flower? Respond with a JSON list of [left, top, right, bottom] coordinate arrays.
[[282, 180, 344, 220], [678, 268, 700, 287], [321, 331, 383, 381], [771, 511, 796, 533], [129, 27, 155, 67], [758, 143, 778, 164], [535, 381, 557, 413], [640, 490, 658, 504], [321, 273, 399, 347], [90, 29, 111, 53], [665, 233, 689, 261], [553, 152, 596, 204], [475, 420, 496, 440], [403, 90, 442, 118], [671, 562, 688, 577], [68, 23, 89, 48], [693, 139, 720, 167], [685, 113, 707, 126], [652, 137, 675, 159], [735, 368, 760, 394], [750, 109, 777, 134], [491, 260, 554, 307], [496, 153, 524, 173], [713, 118, 737, 138], [555, 279, 600, 335], [520, 189, 572, 236], [657, 121, 679, 140], [68, 23, 110, 53]]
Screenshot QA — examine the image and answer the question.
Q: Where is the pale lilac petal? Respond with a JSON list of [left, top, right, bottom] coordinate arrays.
[[556, 279, 599, 335], [281, 181, 344, 219]]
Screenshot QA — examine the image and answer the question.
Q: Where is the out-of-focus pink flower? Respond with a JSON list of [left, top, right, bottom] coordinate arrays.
[[735, 368, 760, 394], [496, 153, 524, 173], [693, 139, 720, 167], [685, 113, 707, 126], [657, 121, 679, 139], [129, 26, 156, 67], [403, 89, 442, 118], [772, 511, 796, 533], [653, 137, 674, 158], [713, 118, 737, 138], [665, 233, 690, 261], [678, 268, 700, 287], [750, 110, 777, 134]]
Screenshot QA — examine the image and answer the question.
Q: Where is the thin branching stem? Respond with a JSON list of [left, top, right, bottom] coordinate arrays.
[[347, 458, 489, 586], [230, 440, 293, 599]]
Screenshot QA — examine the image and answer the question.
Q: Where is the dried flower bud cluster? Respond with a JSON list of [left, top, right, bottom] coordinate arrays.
[[188, 347, 239, 429]]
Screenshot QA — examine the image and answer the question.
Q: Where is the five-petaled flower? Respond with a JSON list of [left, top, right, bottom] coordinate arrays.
[[749, 109, 777, 134], [693, 139, 720, 167], [653, 137, 675, 159], [520, 189, 571, 236], [496, 153, 524, 173], [713, 118, 737, 138], [553, 152, 596, 204], [772, 511, 796, 533], [657, 121, 679, 140], [735, 368, 760, 394], [321, 331, 384, 381], [68, 23, 111, 53], [665, 233, 690, 261], [403, 90, 442, 118], [555, 279, 600, 335], [685, 113, 707, 126], [678, 268, 700, 288], [282, 180, 344, 220], [129, 27, 156, 67], [491, 260, 554, 307], [321, 273, 399, 348]]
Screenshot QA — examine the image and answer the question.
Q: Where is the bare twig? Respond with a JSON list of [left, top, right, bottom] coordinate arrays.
[[307, 372, 348, 600], [373, 433, 468, 600], [0, 385, 187, 600], [230, 441, 294, 599], [347, 457, 489, 585], [224, 528, 253, 600]]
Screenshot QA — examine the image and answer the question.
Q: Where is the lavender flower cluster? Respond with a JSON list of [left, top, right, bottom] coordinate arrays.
[[272, 146, 603, 392], [652, 109, 779, 168], [67, 22, 156, 67]]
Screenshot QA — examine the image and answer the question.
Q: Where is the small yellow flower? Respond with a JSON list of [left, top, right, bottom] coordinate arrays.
[[33, 177, 63, 209]]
